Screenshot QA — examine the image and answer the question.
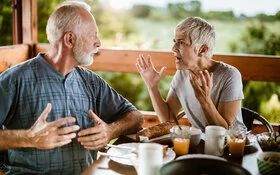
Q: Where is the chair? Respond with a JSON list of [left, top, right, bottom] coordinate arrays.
[[0, 150, 7, 171], [176, 107, 274, 133], [241, 107, 274, 133]]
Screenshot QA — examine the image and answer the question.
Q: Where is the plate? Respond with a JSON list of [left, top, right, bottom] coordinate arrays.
[[107, 143, 175, 166], [245, 134, 257, 147], [146, 134, 173, 147]]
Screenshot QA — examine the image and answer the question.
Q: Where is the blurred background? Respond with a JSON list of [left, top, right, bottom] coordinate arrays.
[[1, 0, 279, 123]]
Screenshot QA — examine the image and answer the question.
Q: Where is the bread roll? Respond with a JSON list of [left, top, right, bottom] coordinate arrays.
[[136, 121, 176, 141]]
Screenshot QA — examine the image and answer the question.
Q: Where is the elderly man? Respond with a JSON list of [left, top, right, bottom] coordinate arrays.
[[0, 1, 143, 174]]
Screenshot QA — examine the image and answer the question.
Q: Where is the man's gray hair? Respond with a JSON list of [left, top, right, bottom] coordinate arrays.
[[176, 17, 216, 59], [46, 1, 91, 44]]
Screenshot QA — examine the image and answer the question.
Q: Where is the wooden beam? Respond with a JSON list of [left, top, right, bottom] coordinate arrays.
[[213, 54, 280, 83], [0, 44, 30, 72], [35, 44, 280, 82]]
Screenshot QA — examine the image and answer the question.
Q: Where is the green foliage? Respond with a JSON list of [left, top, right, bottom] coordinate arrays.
[[276, 11, 280, 20], [0, 0, 12, 46], [243, 81, 280, 110], [96, 71, 172, 111], [256, 13, 277, 22], [167, 0, 202, 19], [230, 22, 280, 56], [37, 0, 64, 43], [131, 5, 151, 18], [230, 22, 280, 122], [205, 11, 236, 21], [260, 94, 280, 123]]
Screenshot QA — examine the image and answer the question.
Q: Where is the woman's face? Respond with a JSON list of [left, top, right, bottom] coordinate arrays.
[[172, 30, 199, 70]]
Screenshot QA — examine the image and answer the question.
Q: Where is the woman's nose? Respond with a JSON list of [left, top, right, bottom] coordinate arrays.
[[172, 44, 178, 52]]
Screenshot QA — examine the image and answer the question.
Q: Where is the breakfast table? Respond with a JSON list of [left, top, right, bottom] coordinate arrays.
[[82, 134, 263, 175]]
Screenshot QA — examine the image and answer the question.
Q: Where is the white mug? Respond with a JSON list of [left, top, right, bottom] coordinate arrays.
[[204, 125, 227, 156], [138, 143, 163, 175]]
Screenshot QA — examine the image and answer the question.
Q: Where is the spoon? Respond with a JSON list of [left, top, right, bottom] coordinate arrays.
[[246, 130, 252, 135], [174, 117, 182, 130]]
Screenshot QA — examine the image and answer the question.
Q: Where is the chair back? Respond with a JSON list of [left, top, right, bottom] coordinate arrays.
[[177, 108, 274, 133], [241, 107, 274, 133], [0, 150, 7, 171]]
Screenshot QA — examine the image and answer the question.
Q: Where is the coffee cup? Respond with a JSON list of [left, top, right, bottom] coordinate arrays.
[[204, 125, 227, 156], [138, 143, 163, 175]]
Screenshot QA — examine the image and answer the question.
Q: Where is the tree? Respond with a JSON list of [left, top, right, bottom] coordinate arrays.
[[0, 0, 12, 46]]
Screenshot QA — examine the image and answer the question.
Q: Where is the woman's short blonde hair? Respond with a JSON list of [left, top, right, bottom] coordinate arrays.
[[176, 17, 216, 59]]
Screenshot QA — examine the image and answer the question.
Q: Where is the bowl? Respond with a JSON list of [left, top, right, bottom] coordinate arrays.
[[170, 126, 202, 146], [160, 157, 251, 175], [256, 132, 280, 152], [257, 152, 280, 175]]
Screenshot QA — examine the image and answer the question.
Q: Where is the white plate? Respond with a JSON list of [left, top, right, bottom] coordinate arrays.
[[107, 143, 176, 166], [245, 134, 257, 147], [176, 154, 227, 161]]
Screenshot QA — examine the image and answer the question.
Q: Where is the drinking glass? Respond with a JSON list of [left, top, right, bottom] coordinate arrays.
[[171, 126, 191, 156], [228, 129, 246, 157]]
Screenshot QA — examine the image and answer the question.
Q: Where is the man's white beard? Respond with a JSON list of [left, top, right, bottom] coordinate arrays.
[[73, 38, 98, 66]]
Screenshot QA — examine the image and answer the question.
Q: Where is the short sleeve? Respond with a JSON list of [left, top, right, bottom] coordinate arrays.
[[168, 71, 180, 98], [219, 67, 244, 102]]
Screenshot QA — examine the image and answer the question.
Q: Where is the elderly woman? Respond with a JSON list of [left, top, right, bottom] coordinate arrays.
[[136, 17, 246, 131]]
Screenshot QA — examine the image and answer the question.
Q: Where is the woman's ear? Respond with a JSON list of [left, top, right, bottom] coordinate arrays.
[[198, 45, 209, 57], [64, 32, 75, 48]]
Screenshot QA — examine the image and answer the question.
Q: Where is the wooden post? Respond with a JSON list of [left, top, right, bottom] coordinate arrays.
[[21, 0, 37, 45], [12, 0, 22, 44], [12, 0, 37, 57]]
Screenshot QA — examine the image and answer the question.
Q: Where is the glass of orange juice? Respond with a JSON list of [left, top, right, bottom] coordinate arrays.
[[171, 126, 191, 156], [228, 129, 246, 157]]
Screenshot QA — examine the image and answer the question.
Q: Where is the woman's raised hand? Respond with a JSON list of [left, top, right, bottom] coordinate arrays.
[[136, 54, 166, 89]]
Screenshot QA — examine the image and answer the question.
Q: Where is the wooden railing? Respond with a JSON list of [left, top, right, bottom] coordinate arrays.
[[1, 44, 280, 82], [1, 44, 280, 132]]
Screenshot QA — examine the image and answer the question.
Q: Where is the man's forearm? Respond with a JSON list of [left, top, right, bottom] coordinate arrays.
[[0, 129, 31, 150], [108, 111, 143, 139]]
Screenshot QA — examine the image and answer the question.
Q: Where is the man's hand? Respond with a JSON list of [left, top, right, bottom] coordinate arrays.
[[77, 110, 112, 150], [26, 103, 80, 149]]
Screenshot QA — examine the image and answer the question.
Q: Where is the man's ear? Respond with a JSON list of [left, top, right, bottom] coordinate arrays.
[[64, 32, 75, 48], [198, 45, 209, 57]]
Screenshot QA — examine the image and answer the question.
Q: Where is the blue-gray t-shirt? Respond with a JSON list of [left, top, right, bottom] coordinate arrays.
[[0, 53, 136, 174]]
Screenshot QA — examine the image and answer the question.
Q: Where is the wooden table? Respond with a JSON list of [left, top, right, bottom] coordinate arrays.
[[82, 135, 262, 175]]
